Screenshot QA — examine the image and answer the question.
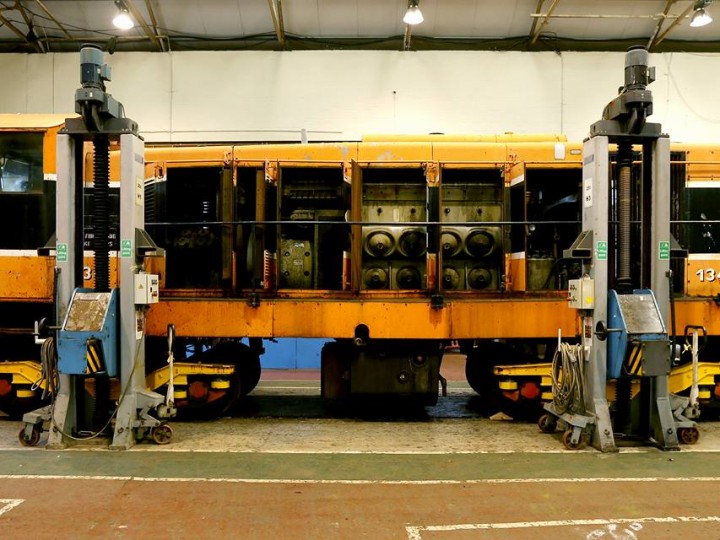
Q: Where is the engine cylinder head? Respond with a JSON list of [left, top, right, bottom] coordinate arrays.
[[396, 266, 422, 289], [364, 267, 388, 289], [398, 229, 427, 258], [442, 266, 461, 290], [468, 266, 492, 290], [440, 231, 462, 258], [466, 229, 495, 258], [365, 230, 395, 257]]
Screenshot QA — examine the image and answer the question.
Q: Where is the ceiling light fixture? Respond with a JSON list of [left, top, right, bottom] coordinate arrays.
[[690, 0, 713, 27], [112, 0, 134, 30], [403, 0, 424, 25]]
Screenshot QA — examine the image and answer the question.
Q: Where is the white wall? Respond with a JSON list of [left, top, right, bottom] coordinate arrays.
[[1, 50, 718, 143]]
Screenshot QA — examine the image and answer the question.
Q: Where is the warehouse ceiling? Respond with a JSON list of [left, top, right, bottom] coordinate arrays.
[[0, 0, 719, 54]]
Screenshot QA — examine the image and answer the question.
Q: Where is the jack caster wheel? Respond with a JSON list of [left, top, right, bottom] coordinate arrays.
[[537, 414, 557, 434], [18, 427, 41, 447], [150, 424, 173, 445], [562, 429, 586, 450], [677, 427, 700, 445]]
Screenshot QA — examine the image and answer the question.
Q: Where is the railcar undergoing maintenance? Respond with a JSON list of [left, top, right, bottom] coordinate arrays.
[[139, 134, 720, 415], [139, 133, 585, 411], [2, 119, 720, 427]]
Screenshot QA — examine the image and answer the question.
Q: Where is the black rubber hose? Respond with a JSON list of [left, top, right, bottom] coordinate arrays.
[[93, 135, 110, 292]]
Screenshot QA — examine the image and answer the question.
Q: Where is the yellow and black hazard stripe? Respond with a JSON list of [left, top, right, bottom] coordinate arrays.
[[85, 338, 106, 375], [625, 342, 643, 376]]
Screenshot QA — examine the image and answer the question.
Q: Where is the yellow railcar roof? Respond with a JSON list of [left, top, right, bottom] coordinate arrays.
[[0, 113, 74, 130], [362, 133, 568, 143]]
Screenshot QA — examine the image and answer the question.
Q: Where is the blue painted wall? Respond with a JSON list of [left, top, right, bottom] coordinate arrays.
[[260, 338, 327, 369]]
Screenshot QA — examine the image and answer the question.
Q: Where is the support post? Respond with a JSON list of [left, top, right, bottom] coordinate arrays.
[[582, 136, 617, 452], [46, 133, 79, 449]]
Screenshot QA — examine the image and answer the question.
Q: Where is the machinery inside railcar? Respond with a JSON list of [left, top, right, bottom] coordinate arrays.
[[137, 145, 584, 408], [510, 167, 582, 291], [278, 167, 348, 290]]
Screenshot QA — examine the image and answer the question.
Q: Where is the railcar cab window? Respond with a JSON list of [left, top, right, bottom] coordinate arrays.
[[0, 133, 43, 193], [0, 132, 54, 250], [0, 158, 32, 192]]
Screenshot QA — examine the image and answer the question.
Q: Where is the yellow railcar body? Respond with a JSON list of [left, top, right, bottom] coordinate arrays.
[[5, 134, 719, 343], [0, 255, 55, 301]]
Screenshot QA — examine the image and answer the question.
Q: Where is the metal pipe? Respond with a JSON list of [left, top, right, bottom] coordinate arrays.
[[530, 0, 562, 44], [530, 13, 680, 19]]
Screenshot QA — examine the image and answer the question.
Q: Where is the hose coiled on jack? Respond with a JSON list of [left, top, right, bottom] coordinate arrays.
[[33, 336, 58, 400], [551, 342, 585, 415]]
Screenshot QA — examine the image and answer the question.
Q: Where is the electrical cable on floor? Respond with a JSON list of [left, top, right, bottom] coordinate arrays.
[[551, 342, 585, 415]]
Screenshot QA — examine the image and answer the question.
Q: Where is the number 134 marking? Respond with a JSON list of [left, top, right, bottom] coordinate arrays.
[[696, 268, 717, 282]]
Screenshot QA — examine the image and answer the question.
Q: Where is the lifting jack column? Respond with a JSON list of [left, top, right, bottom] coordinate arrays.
[[571, 46, 687, 451], [46, 45, 172, 449]]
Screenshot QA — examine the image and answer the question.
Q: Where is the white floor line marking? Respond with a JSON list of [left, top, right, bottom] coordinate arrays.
[[2, 445, 719, 454], [0, 447, 587, 455], [405, 515, 720, 539], [0, 499, 24, 516], [1, 474, 720, 485]]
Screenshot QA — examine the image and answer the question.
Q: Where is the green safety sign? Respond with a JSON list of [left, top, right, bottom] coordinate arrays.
[[121, 239, 133, 258], [659, 240, 670, 260], [596, 240, 608, 261], [56, 243, 68, 262]]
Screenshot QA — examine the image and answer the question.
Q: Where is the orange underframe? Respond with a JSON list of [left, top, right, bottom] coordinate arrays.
[[145, 296, 720, 340]]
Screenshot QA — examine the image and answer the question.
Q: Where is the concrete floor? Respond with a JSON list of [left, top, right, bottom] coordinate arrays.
[[1, 355, 719, 539]]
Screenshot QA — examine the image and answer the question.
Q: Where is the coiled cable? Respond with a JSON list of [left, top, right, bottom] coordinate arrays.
[[32, 336, 58, 400], [551, 342, 586, 415]]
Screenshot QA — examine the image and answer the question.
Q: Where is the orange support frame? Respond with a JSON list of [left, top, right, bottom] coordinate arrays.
[[146, 297, 579, 339]]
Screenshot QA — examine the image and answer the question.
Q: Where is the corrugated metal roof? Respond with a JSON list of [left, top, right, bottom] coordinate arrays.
[[0, 1, 718, 53]]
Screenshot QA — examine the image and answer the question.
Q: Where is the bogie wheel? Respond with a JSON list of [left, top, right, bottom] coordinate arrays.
[[538, 413, 557, 434], [464, 341, 546, 421], [678, 427, 700, 445], [203, 341, 261, 396], [18, 426, 41, 447], [237, 349, 262, 396], [464, 349, 486, 396], [562, 429, 586, 450], [150, 424, 173, 445]]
